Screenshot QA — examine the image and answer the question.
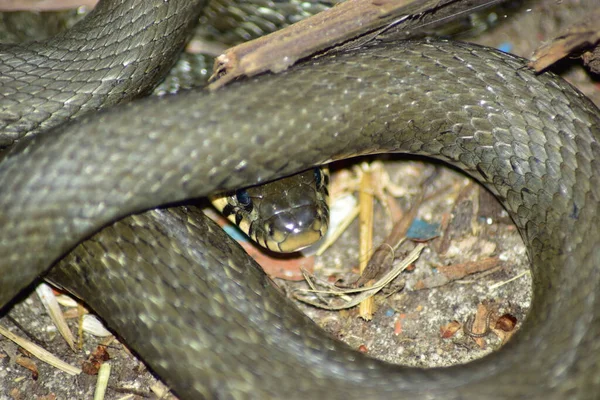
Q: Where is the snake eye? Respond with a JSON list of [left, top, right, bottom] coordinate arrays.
[[235, 189, 252, 210], [313, 168, 322, 188]]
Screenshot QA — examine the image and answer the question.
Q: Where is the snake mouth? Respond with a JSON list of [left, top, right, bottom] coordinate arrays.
[[257, 205, 329, 253]]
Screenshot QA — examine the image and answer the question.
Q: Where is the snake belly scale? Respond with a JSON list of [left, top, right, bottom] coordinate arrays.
[[1, 0, 600, 399]]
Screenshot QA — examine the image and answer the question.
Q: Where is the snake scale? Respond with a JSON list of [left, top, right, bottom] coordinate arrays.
[[1, 0, 599, 398]]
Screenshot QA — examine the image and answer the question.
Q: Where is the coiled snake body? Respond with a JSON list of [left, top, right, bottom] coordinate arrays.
[[1, 0, 599, 398]]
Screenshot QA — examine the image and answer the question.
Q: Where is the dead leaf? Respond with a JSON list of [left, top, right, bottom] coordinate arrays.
[[495, 313, 518, 332], [81, 345, 109, 375], [440, 321, 461, 338]]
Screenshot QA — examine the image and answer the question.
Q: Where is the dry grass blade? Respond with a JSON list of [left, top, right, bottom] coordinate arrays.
[[0, 325, 81, 375], [36, 283, 76, 351], [358, 163, 376, 319], [489, 270, 530, 291], [93, 362, 111, 400], [295, 244, 425, 310]]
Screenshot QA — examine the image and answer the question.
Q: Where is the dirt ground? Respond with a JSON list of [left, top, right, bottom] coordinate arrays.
[[1, 0, 599, 399]]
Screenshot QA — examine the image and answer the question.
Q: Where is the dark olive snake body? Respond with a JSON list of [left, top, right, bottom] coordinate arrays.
[[1, 0, 600, 399]]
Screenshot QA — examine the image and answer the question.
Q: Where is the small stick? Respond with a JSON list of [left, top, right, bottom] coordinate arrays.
[[208, 0, 507, 90]]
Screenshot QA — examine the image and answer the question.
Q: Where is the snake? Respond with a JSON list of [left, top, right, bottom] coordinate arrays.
[[209, 167, 330, 253], [1, 0, 600, 399]]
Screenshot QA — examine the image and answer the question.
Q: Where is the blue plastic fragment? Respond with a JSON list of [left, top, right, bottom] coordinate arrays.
[[498, 42, 513, 53], [406, 219, 440, 240], [223, 224, 248, 242]]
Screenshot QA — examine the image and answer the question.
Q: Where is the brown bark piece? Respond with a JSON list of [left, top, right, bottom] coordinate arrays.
[[15, 355, 39, 380], [582, 46, 600, 75], [529, 10, 600, 72]]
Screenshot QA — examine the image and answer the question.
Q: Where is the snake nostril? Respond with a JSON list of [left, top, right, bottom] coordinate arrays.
[[266, 222, 274, 237]]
